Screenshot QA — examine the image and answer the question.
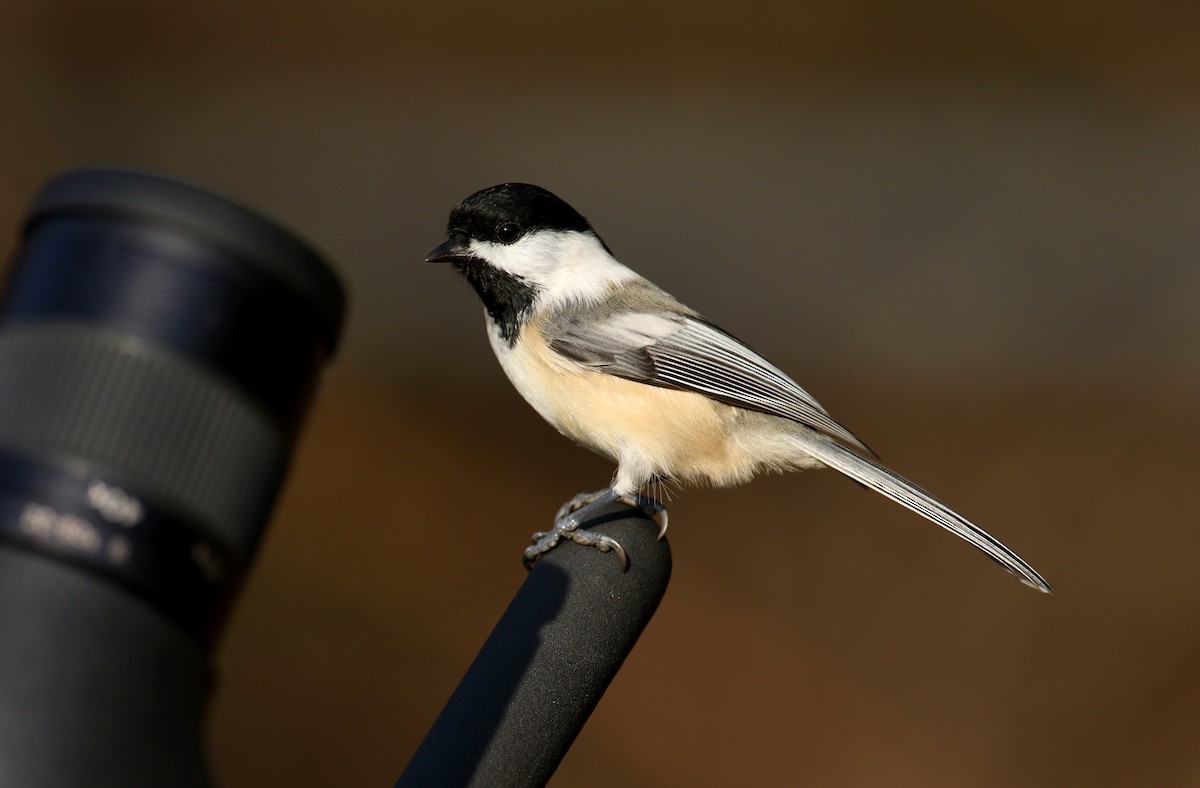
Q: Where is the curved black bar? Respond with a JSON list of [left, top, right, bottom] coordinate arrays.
[[397, 503, 672, 788]]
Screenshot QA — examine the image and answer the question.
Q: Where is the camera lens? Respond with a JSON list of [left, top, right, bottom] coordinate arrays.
[[0, 167, 346, 644]]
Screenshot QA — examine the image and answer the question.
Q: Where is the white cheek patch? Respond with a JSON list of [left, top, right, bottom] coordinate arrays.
[[543, 233, 638, 307], [470, 230, 639, 311], [470, 234, 561, 279]]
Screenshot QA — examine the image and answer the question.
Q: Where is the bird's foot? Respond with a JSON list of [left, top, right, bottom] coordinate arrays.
[[524, 488, 669, 571], [524, 520, 628, 571]]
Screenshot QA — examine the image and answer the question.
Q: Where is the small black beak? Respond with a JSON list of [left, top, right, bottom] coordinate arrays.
[[426, 237, 468, 263]]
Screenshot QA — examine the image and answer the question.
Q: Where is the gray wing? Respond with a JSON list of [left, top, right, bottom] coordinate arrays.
[[548, 304, 873, 453], [547, 291, 1052, 592], [549, 304, 1052, 592]]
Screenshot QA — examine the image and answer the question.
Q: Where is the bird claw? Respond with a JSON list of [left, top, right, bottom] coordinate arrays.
[[525, 488, 667, 572], [637, 498, 668, 539], [523, 519, 629, 571]]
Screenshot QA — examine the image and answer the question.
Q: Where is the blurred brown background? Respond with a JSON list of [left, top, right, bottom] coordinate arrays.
[[3, 2, 1199, 785]]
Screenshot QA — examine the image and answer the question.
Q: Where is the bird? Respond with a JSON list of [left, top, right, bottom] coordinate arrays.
[[426, 183, 1051, 592]]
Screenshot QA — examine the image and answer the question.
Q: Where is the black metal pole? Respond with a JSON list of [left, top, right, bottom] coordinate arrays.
[[396, 502, 672, 788]]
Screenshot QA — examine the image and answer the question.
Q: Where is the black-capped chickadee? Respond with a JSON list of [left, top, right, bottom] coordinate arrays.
[[427, 183, 1051, 592]]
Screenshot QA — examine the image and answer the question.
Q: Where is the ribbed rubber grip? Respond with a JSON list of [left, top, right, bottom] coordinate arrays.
[[0, 323, 284, 560]]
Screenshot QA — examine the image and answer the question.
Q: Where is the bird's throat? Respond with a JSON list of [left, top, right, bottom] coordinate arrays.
[[453, 258, 538, 346]]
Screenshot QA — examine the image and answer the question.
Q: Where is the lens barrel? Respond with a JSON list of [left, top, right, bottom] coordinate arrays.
[[0, 168, 345, 787], [0, 168, 344, 642]]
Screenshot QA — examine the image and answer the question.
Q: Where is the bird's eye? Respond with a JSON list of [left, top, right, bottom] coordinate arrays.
[[496, 222, 521, 244]]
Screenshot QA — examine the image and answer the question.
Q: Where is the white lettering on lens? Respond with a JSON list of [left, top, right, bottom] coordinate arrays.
[[19, 503, 103, 553], [105, 534, 132, 565], [86, 481, 144, 527]]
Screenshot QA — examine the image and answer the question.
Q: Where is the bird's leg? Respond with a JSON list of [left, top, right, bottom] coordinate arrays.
[[526, 488, 624, 570], [525, 487, 669, 571], [555, 489, 668, 531], [553, 489, 611, 523]]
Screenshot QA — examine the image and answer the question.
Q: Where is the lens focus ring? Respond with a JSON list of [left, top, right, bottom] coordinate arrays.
[[0, 323, 283, 561]]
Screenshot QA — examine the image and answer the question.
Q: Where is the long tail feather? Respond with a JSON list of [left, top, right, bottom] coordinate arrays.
[[793, 434, 1052, 593]]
